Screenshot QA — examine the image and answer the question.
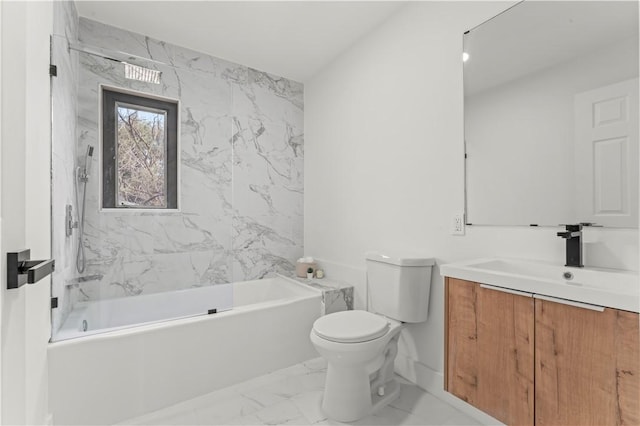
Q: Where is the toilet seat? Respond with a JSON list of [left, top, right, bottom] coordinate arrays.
[[313, 311, 390, 343]]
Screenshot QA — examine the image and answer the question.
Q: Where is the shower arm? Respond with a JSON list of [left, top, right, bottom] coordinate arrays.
[[68, 41, 170, 69]]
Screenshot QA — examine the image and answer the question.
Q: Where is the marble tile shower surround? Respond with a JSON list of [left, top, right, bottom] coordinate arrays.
[[52, 17, 303, 326]]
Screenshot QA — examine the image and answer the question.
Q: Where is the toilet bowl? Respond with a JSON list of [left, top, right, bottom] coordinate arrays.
[[310, 252, 435, 422], [310, 310, 404, 422]]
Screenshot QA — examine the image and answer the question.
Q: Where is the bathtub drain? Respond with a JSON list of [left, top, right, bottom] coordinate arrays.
[[82, 320, 88, 332]]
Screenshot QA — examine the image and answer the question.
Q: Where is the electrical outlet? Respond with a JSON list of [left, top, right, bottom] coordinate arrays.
[[451, 212, 465, 235]]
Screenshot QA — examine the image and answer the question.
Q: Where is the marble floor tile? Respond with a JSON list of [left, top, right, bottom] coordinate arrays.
[[388, 385, 468, 424], [289, 390, 325, 424], [193, 393, 264, 425], [118, 358, 483, 426]]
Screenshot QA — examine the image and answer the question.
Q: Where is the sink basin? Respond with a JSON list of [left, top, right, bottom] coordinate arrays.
[[441, 258, 639, 313], [468, 259, 637, 292]]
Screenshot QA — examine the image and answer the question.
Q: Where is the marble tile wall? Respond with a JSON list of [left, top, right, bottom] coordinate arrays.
[[51, 16, 304, 331]]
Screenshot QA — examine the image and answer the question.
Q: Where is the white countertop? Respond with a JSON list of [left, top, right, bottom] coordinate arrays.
[[441, 258, 639, 313]]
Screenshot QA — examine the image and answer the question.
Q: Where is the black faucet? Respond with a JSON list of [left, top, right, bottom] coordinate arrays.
[[557, 224, 583, 268]]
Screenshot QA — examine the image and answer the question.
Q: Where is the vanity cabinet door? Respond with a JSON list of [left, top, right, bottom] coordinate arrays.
[[535, 298, 640, 426], [445, 278, 535, 425]]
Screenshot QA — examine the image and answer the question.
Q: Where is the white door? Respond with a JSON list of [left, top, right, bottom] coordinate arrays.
[[574, 78, 639, 228], [1, 2, 52, 425]]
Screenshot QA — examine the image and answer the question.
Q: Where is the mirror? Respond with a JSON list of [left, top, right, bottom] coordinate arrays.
[[464, 1, 638, 228]]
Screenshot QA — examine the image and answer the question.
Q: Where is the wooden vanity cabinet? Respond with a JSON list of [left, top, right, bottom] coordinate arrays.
[[445, 277, 640, 426], [535, 298, 639, 426], [445, 278, 535, 425]]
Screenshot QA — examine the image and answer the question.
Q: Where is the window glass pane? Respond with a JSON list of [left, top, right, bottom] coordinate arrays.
[[115, 103, 168, 208]]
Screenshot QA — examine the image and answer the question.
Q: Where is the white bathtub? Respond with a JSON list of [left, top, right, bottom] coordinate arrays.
[[48, 275, 323, 425]]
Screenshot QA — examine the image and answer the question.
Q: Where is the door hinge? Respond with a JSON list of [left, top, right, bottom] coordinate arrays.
[[49, 64, 57, 77], [51, 297, 58, 309]]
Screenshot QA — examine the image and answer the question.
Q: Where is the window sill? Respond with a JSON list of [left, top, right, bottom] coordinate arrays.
[[100, 208, 181, 214]]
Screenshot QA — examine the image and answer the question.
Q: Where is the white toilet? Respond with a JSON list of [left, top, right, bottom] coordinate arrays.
[[310, 252, 434, 422]]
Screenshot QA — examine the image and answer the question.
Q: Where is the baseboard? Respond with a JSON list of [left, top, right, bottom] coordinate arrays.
[[395, 354, 503, 425]]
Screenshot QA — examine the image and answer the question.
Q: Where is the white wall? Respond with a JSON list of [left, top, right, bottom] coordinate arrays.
[[1, 1, 53, 424], [304, 0, 639, 408]]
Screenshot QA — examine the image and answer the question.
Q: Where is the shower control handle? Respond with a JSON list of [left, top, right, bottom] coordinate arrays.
[[7, 249, 55, 289], [66, 204, 78, 236]]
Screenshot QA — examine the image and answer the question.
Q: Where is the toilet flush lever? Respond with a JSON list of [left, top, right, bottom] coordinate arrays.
[[7, 249, 55, 289]]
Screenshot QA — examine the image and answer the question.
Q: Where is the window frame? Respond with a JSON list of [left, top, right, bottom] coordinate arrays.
[[100, 85, 180, 211]]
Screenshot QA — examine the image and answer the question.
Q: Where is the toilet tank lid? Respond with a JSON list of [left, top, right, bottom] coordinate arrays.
[[365, 251, 435, 267]]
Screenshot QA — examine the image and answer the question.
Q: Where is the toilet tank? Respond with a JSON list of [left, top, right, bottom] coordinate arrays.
[[365, 252, 435, 323]]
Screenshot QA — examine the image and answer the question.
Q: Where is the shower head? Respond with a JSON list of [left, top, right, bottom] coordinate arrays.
[[124, 62, 161, 84], [87, 146, 94, 157]]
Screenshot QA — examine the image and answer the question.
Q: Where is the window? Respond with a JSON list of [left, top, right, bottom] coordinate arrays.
[[102, 87, 178, 209]]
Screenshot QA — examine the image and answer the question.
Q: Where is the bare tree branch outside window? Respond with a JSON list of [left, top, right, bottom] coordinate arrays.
[[116, 106, 167, 207]]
